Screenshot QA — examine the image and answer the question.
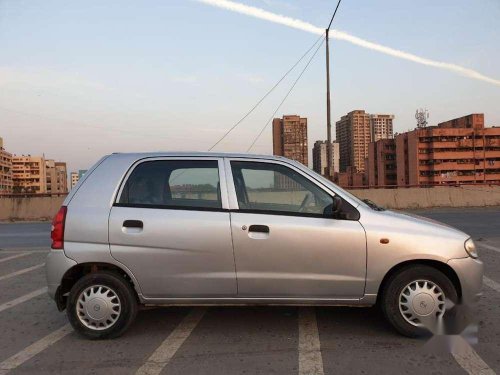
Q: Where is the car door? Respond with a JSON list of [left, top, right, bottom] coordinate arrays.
[[226, 158, 367, 299], [109, 157, 237, 298]]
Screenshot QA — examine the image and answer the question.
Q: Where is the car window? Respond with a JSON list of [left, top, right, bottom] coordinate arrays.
[[231, 161, 333, 216], [118, 160, 221, 209]]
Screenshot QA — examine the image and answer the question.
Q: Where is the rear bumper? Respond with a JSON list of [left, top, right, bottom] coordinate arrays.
[[45, 250, 77, 300], [447, 256, 484, 304]]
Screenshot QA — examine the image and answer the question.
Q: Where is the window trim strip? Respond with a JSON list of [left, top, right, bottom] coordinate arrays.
[[112, 204, 356, 220], [113, 203, 227, 212]]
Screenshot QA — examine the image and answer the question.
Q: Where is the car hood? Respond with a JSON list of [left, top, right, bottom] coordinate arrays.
[[372, 209, 469, 239]]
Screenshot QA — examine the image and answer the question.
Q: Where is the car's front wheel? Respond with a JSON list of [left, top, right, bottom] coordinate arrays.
[[67, 271, 138, 339], [381, 265, 458, 337]]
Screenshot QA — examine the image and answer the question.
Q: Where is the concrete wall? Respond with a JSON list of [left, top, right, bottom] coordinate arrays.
[[0, 185, 499, 221], [348, 185, 500, 209], [0, 196, 65, 221]]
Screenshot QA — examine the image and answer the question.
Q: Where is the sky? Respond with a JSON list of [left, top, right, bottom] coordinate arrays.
[[1, 0, 499, 172]]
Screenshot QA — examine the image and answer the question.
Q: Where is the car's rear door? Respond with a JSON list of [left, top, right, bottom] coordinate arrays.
[[226, 158, 367, 299], [109, 157, 236, 298]]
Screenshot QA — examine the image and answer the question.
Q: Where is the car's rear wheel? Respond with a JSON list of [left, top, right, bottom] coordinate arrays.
[[67, 271, 138, 339], [381, 265, 457, 337]]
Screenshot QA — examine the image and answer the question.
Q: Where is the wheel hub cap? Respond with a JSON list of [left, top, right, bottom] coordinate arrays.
[[77, 285, 121, 331], [399, 280, 445, 327]]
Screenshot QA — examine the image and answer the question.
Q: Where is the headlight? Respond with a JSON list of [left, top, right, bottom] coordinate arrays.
[[464, 238, 478, 258]]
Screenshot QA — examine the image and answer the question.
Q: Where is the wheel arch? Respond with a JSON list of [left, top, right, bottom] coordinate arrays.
[[56, 262, 141, 311], [376, 259, 462, 304]]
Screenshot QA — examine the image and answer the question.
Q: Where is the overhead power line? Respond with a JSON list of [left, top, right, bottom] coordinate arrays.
[[327, 0, 342, 30], [247, 35, 326, 152], [208, 33, 325, 151]]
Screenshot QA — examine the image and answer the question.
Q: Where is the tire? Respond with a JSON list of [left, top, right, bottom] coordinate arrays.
[[66, 271, 138, 339], [381, 265, 458, 338]]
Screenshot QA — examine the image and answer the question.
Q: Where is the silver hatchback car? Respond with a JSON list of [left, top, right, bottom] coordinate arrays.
[[46, 152, 483, 339]]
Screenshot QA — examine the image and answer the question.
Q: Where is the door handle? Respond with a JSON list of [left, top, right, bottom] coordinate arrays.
[[248, 225, 269, 234], [123, 220, 143, 229]]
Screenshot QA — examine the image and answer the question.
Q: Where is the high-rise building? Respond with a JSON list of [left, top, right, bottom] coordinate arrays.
[[0, 137, 13, 195], [12, 155, 47, 194], [272, 115, 308, 166], [336, 110, 371, 173], [336, 110, 395, 173], [366, 139, 397, 187], [312, 140, 340, 176], [370, 114, 394, 141], [395, 114, 500, 186]]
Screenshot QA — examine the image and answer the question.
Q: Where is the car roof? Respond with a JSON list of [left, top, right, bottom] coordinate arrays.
[[109, 151, 292, 162]]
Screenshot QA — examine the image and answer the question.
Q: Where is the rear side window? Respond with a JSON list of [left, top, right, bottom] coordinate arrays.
[[118, 160, 221, 209]]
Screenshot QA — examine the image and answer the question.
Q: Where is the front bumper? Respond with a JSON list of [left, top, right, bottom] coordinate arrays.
[[45, 250, 77, 300], [447, 256, 484, 304]]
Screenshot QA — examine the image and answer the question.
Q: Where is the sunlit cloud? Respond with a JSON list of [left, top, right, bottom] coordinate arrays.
[[196, 0, 500, 87]]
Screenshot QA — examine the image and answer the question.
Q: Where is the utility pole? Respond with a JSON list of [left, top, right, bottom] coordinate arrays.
[[325, 0, 341, 180], [326, 28, 333, 179]]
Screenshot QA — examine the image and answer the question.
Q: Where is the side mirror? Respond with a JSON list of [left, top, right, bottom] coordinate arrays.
[[332, 195, 342, 216]]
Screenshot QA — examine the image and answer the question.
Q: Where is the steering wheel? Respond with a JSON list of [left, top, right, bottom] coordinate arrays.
[[299, 192, 314, 213]]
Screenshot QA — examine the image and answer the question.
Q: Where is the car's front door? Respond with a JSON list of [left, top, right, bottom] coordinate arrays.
[[226, 159, 366, 299], [109, 158, 237, 298]]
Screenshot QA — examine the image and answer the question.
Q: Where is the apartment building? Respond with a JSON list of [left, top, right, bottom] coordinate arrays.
[[0, 137, 13, 194], [46, 160, 68, 194], [70, 169, 87, 189], [272, 115, 308, 166], [337, 166, 365, 188], [12, 155, 47, 194], [71, 172, 79, 189], [370, 114, 394, 141], [336, 110, 371, 173], [312, 140, 340, 176], [336, 110, 394, 173], [366, 139, 397, 187], [395, 114, 500, 186]]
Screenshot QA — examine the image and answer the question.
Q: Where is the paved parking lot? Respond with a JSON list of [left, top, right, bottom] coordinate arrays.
[[0, 207, 499, 375]]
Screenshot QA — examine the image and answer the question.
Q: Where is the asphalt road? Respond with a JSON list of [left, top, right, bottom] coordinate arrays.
[[0, 207, 499, 374], [0, 222, 51, 250]]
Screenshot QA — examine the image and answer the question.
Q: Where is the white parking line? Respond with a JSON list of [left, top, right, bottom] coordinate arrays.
[[449, 275, 500, 375], [0, 287, 48, 314], [0, 324, 72, 375], [298, 307, 324, 375], [135, 308, 207, 375], [452, 339, 496, 375], [0, 252, 31, 264], [483, 276, 500, 293], [0, 263, 45, 282], [478, 243, 500, 254]]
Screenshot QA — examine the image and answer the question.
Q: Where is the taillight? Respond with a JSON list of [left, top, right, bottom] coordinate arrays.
[[51, 206, 67, 249]]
